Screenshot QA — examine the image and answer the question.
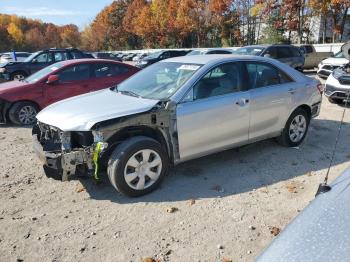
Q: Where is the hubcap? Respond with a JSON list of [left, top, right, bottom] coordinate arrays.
[[289, 114, 307, 143], [124, 149, 162, 190], [14, 74, 25, 81], [18, 105, 37, 125]]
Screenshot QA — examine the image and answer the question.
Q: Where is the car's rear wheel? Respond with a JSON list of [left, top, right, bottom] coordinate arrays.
[[8, 101, 38, 125], [277, 108, 310, 147], [11, 72, 27, 81], [107, 136, 169, 197]]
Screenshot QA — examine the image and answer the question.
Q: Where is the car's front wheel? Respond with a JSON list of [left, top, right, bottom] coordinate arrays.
[[277, 108, 310, 147], [11, 72, 27, 81], [8, 101, 38, 125], [107, 136, 169, 197]]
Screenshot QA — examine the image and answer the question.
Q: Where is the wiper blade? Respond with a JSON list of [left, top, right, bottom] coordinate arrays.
[[120, 90, 140, 98]]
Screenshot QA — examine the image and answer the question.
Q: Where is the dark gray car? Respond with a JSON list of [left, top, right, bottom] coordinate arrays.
[[234, 45, 305, 71]]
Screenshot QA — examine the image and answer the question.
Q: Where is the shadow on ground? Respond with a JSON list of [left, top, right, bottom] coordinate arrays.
[[76, 117, 350, 204]]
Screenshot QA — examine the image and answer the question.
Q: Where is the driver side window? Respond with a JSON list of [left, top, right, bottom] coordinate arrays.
[[191, 62, 244, 100]]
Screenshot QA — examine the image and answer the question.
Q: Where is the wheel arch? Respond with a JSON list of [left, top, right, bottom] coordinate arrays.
[[10, 70, 28, 79], [100, 125, 172, 168], [6, 100, 41, 120]]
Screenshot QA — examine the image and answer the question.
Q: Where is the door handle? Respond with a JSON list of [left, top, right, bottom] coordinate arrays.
[[288, 88, 296, 94], [235, 98, 249, 106]]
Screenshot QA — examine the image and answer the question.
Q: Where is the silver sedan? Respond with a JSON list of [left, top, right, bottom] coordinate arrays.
[[34, 55, 323, 196]]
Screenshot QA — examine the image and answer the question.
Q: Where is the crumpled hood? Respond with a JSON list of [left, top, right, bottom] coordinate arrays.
[[36, 89, 160, 131]]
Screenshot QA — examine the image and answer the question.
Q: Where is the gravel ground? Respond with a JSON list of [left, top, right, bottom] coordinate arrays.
[[1, 78, 350, 262]]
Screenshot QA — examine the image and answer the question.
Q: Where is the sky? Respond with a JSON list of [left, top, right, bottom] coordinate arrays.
[[0, 0, 114, 29]]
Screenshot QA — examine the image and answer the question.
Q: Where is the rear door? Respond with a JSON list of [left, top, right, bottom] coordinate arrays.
[[43, 63, 92, 106], [176, 62, 250, 160], [90, 62, 134, 91], [244, 61, 295, 141]]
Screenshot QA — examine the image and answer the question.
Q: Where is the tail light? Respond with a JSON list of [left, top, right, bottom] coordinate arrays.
[[316, 83, 324, 95]]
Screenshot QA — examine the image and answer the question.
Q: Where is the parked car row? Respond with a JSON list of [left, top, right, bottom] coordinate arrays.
[[0, 48, 94, 81], [0, 52, 31, 63]]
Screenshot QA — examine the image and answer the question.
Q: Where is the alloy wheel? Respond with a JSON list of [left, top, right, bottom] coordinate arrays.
[[18, 105, 37, 125], [289, 114, 307, 143]]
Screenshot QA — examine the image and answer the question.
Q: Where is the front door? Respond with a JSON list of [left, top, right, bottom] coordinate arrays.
[[30, 52, 53, 74], [44, 63, 92, 106], [176, 62, 250, 161]]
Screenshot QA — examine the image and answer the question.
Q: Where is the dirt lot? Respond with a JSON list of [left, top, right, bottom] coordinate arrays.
[[1, 88, 350, 261]]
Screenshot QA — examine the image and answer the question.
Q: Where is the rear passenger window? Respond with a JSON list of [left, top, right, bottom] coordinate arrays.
[[245, 62, 293, 88], [290, 47, 302, 57], [264, 47, 277, 59], [193, 62, 244, 100], [58, 64, 90, 82], [71, 51, 84, 59], [54, 52, 69, 62], [277, 47, 292, 58], [93, 63, 129, 78]]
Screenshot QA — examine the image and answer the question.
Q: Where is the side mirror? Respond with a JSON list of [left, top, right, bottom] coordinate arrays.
[[47, 75, 59, 84], [263, 54, 271, 58], [32, 58, 38, 63]]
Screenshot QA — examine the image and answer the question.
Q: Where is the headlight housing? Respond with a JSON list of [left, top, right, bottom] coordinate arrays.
[[0, 68, 6, 73]]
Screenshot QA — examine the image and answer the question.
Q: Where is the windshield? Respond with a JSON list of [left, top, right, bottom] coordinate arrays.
[[334, 51, 345, 58], [117, 62, 202, 100], [24, 51, 40, 62], [25, 62, 65, 83], [146, 51, 162, 59], [234, 47, 264, 56]]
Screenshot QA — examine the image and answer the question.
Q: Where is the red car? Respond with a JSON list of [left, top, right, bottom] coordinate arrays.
[[0, 59, 139, 125]]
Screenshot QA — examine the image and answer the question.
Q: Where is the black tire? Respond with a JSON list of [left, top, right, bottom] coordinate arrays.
[[277, 108, 310, 147], [11, 71, 27, 81], [107, 136, 169, 197], [328, 97, 343, 104], [8, 101, 38, 125]]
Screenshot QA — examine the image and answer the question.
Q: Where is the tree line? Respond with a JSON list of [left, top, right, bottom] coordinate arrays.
[[0, 14, 80, 52], [0, 0, 349, 53]]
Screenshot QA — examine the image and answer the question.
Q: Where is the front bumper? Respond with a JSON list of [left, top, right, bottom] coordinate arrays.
[[33, 134, 91, 180], [0, 72, 11, 81]]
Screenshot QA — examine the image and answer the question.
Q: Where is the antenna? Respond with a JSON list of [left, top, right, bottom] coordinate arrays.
[[316, 75, 350, 196]]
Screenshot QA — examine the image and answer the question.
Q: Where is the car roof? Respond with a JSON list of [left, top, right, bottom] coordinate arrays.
[[57, 58, 129, 66], [163, 54, 268, 64]]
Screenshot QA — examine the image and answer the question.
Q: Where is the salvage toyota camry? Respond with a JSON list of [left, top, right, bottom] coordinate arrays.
[[33, 55, 323, 196]]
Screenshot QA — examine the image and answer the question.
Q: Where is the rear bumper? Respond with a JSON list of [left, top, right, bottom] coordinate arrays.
[[324, 84, 350, 101], [311, 101, 321, 118]]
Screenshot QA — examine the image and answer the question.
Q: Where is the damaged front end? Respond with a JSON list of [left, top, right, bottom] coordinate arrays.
[[32, 100, 178, 181], [32, 122, 107, 181]]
